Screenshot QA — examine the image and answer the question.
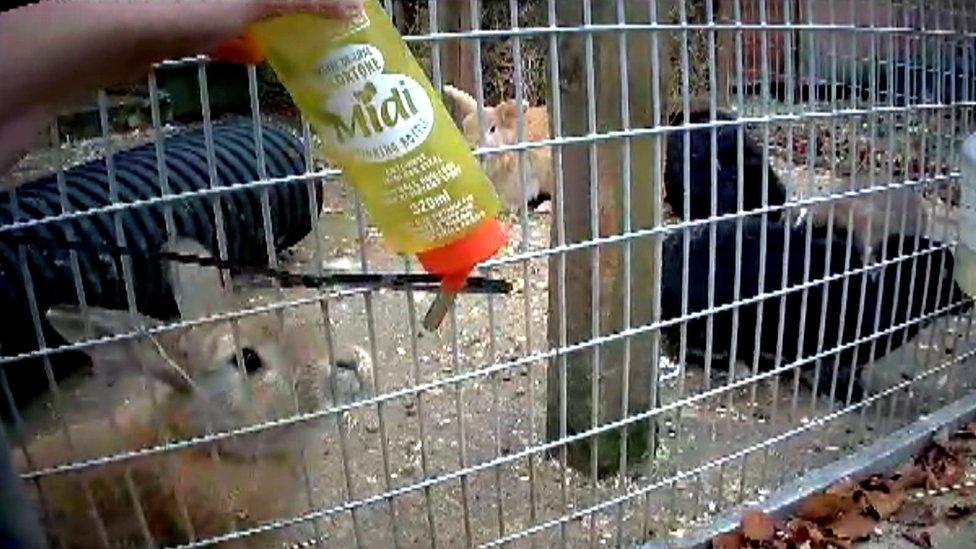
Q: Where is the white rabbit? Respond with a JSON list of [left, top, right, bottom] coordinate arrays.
[[443, 85, 554, 212], [14, 239, 372, 548], [796, 185, 929, 265]]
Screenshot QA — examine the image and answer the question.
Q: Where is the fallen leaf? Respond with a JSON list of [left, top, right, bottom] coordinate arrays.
[[916, 442, 957, 471], [935, 461, 965, 488], [894, 501, 936, 527], [892, 466, 929, 491], [864, 488, 906, 519], [796, 493, 852, 524], [712, 531, 744, 549], [945, 504, 974, 522], [859, 475, 889, 492], [901, 530, 933, 548], [826, 512, 878, 541], [914, 441, 967, 489], [782, 518, 824, 544], [851, 489, 870, 515], [741, 509, 776, 542], [925, 442, 963, 471]]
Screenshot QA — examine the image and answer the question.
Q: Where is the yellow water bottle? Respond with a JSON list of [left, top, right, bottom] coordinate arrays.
[[246, 1, 506, 327]]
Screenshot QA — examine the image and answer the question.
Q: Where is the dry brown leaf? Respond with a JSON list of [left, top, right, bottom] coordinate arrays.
[[952, 426, 976, 440], [928, 442, 963, 469], [782, 518, 825, 544], [953, 422, 976, 444], [741, 509, 776, 542], [917, 442, 955, 471], [864, 488, 906, 519], [937, 461, 966, 488], [850, 489, 870, 514], [826, 512, 878, 541], [901, 530, 933, 548], [894, 501, 936, 527], [712, 531, 744, 549], [945, 504, 974, 522], [795, 493, 851, 524], [858, 475, 889, 492], [892, 465, 929, 491]]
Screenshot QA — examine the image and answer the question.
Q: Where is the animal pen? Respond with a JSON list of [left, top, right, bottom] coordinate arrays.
[[2, 0, 976, 547]]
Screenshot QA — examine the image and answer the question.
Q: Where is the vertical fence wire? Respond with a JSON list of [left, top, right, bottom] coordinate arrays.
[[194, 61, 252, 543], [613, 0, 634, 545], [579, 5, 604, 543], [506, 1, 542, 542], [544, 0, 571, 545], [421, 6, 447, 546]]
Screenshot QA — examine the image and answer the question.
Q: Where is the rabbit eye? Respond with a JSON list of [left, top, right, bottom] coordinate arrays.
[[238, 348, 264, 374]]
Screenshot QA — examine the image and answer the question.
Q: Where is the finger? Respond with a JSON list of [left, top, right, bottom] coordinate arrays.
[[249, 0, 364, 21], [211, 0, 365, 64]]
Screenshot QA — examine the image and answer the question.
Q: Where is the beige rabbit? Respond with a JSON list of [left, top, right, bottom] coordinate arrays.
[[15, 239, 372, 548], [443, 85, 554, 212]]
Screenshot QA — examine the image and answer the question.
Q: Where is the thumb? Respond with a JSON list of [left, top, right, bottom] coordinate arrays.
[[210, 0, 364, 64], [250, 0, 364, 20]]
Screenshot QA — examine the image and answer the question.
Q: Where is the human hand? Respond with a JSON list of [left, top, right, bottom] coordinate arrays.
[[0, 0, 364, 174]]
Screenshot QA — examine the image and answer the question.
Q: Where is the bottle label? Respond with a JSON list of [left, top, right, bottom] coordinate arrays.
[[317, 44, 434, 163], [251, 0, 503, 254]]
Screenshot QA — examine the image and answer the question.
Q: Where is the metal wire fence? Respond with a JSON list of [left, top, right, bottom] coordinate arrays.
[[2, 0, 976, 547]]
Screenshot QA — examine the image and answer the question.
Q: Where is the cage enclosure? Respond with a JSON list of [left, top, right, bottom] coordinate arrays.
[[2, 1, 976, 547]]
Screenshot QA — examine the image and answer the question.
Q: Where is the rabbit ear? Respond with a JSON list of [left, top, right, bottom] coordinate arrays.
[[442, 84, 479, 120], [165, 239, 230, 319], [497, 99, 530, 126], [46, 306, 195, 392]]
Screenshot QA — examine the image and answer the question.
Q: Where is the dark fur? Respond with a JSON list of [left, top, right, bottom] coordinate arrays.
[[664, 110, 788, 221], [528, 191, 552, 211], [660, 218, 969, 403]]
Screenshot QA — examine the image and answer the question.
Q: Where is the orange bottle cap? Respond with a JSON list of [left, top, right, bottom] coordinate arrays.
[[417, 219, 507, 292], [212, 30, 265, 65]]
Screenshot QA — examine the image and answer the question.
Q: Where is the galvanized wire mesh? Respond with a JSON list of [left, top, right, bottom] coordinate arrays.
[[3, 0, 976, 547]]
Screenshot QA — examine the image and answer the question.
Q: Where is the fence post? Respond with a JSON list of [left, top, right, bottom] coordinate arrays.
[[546, 0, 674, 477], [437, 0, 477, 99]]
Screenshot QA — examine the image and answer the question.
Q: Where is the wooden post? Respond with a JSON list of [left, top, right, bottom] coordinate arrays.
[[437, 0, 476, 97], [546, 0, 674, 477], [717, 0, 733, 107]]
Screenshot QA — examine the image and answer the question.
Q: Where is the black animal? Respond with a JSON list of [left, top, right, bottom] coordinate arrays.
[[860, 233, 971, 366], [664, 109, 788, 222], [660, 217, 969, 402]]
